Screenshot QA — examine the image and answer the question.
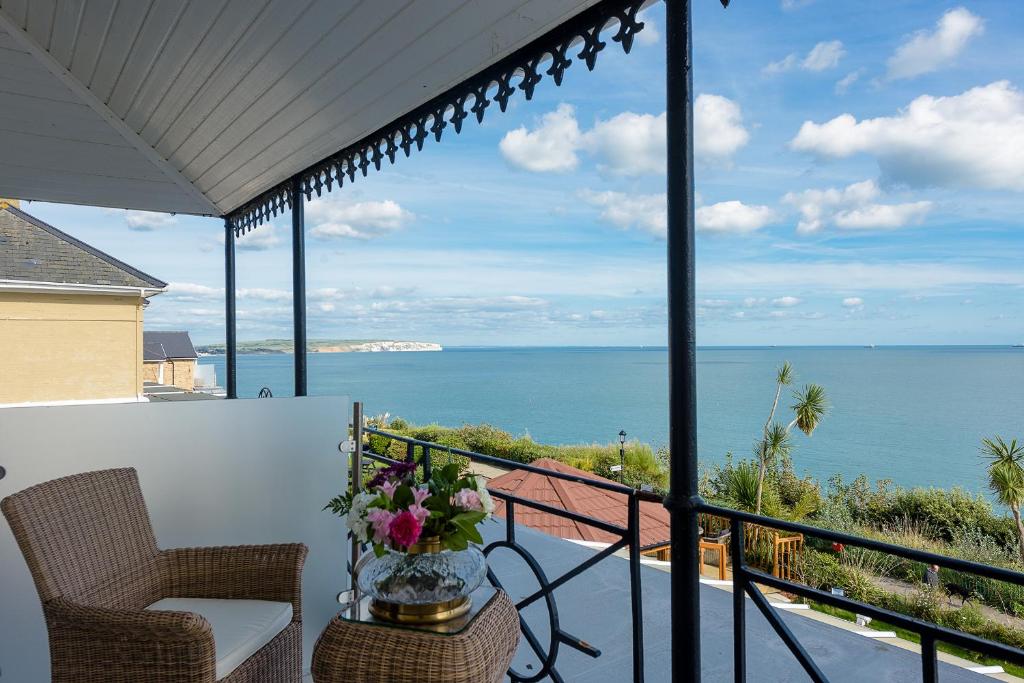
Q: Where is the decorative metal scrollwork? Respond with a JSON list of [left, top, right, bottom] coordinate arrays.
[[484, 539, 602, 683], [227, 0, 650, 236]]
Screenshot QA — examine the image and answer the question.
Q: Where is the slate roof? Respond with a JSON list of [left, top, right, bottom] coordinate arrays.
[[143, 331, 197, 360], [486, 458, 671, 549], [0, 205, 165, 289]]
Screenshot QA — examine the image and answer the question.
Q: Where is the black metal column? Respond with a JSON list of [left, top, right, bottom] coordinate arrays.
[[291, 176, 307, 396], [224, 217, 237, 399], [664, 0, 701, 680]]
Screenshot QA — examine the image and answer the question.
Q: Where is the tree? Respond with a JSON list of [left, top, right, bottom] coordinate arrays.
[[981, 436, 1024, 564], [753, 362, 828, 516]]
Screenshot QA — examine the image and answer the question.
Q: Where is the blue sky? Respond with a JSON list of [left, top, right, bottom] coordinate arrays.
[[20, 1, 1024, 346]]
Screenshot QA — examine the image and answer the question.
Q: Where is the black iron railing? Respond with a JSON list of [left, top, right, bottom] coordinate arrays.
[[702, 501, 1024, 682], [356, 428, 1024, 682], [361, 427, 657, 683]]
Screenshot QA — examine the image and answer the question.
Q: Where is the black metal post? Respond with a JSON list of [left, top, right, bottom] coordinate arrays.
[[627, 493, 646, 683], [731, 519, 746, 683], [224, 217, 237, 399], [663, 0, 701, 680], [291, 176, 307, 397], [619, 429, 627, 482], [351, 401, 363, 590], [921, 634, 938, 683]]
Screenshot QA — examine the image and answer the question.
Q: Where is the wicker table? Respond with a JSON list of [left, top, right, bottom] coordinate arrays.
[[312, 587, 519, 683]]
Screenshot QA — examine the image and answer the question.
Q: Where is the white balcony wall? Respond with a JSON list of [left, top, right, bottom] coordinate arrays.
[[0, 396, 350, 680]]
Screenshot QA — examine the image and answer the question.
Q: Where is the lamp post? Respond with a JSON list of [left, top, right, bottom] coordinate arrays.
[[618, 430, 627, 484]]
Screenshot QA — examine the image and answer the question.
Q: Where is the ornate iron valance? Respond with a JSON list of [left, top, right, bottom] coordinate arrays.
[[227, 0, 654, 236]]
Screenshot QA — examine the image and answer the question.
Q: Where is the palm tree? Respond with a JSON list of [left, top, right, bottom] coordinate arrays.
[[981, 436, 1024, 564], [753, 362, 828, 516]]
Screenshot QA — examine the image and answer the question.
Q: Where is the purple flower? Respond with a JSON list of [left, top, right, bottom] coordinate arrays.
[[367, 461, 418, 489]]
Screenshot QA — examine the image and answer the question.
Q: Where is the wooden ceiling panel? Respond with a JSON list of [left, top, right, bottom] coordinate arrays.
[[0, 0, 609, 215]]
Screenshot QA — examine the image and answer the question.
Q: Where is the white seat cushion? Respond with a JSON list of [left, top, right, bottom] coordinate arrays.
[[146, 598, 292, 680]]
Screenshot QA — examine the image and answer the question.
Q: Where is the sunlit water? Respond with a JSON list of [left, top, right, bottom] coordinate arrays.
[[202, 346, 1023, 496]]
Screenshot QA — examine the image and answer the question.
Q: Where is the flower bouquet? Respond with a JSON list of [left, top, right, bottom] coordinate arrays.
[[326, 461, 494, 623]]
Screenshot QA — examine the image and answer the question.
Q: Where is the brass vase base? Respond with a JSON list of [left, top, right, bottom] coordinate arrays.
[[369, 596, 472, 625]]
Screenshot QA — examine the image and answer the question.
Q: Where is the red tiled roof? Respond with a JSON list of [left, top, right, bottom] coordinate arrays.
[[486, 458, 670, 549]]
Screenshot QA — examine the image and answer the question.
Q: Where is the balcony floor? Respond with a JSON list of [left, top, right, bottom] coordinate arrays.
[[483, 523, 991, 682]]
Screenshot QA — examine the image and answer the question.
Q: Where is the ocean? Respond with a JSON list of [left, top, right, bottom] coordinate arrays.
[[200, 346, 1023, 496]]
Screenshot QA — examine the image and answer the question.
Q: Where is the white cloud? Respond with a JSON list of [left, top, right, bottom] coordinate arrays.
[[698, 262, 1024, 292], [694, 94, 750, 164], [783, 179, 931, 234], [803, 41, 846, 71], [835, 70, 862, 94], [124, 210, 176, 231], [772, 296, 802, 307], [696, 201, 777, 234], [237, 288, 291, 302], [842, 297, 865, 308], [781, 0, 815, 9], [308, 199, 413, 239], [743, 297, 767, 307], [581, 192, 775, 238], [502, 95, 749, 175], [790, 82, 1024, 191], [585, 111, 666, 175], [765, 41, 845, 75], [578, 190, 666, 237], [764, 55, 798, 75], [499, 103, 581, 172], [700, 299, 732, 308], [165, 282, 220, 300], [318, 302, 336, 313], [235, 223, 281, 250], [832, 202, 933, 230], [887, 7, 983, 80], [635, 14, 659, 46]]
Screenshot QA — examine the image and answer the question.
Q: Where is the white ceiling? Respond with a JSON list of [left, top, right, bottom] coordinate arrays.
[[0, 0, 603, 216]]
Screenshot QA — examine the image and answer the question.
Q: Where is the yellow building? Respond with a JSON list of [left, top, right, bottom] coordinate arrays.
[[0, 200, 166, 406], [143, 331, 199, 391]]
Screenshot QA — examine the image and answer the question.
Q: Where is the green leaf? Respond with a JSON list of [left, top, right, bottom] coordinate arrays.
[[453, 518, 483, 544], [451, 511, 486, 526], [373, 543, 386, 558], [441, 463, 461, 482], [393, 484, 414, 508], [445, 531, 469, 551]]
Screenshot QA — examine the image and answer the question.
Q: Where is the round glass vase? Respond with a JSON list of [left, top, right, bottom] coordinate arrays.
[[356, 536, 487, 624]]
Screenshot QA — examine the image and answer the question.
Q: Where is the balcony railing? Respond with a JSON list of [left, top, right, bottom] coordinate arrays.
[[354, 425, 1024, 682], [360, 426, 661, 683]]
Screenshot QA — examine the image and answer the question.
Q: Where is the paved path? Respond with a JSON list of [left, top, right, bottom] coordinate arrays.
[[875, 574, 1024, 631]]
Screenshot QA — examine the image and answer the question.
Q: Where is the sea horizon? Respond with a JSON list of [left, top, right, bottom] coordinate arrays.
[[201, 346, 1023, 499]]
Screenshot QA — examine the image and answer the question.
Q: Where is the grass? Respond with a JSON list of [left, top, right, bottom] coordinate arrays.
[[805, 600, 1024, 677]]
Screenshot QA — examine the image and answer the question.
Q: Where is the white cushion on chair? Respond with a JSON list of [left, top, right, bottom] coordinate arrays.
[[146, 598, 292, 680]]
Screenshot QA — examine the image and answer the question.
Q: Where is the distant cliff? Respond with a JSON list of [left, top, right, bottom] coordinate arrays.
[[196, 339, 443, 355]]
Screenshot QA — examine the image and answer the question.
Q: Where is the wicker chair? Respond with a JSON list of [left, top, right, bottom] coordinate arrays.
[[1, 468, 307, 682]]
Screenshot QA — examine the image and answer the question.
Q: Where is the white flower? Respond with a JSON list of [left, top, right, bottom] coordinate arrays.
[[474, 479, 495, 518], [346, 491, 377, 543]]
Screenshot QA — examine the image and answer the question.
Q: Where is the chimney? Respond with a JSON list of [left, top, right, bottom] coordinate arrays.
[[0, 198, 20, 209]]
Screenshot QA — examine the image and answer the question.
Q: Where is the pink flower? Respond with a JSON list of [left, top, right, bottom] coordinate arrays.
[[412, 486, 431, 506], [388, 510, 423, 549], [379, 480, 399, 500], [366, 508, 395, 544], [453, 489, 483, 512], [409, 503, 431, 524]]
